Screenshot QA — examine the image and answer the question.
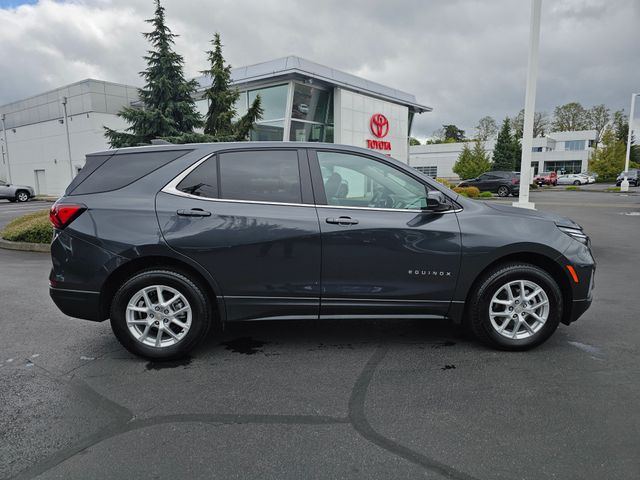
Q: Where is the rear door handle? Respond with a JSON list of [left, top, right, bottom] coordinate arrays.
[[177, 208, 211, 217], [326, 216, 359, 226]]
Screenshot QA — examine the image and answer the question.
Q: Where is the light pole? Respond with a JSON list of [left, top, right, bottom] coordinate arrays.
[[514, 0, 542, 210], [61, 97, 75, 182], [621, 92, 638, 193], [1, 113, 12, 184]]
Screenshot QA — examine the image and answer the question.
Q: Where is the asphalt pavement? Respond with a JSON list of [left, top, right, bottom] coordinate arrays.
[[0, 190, 639, 479], [0, 201, 52, 230]]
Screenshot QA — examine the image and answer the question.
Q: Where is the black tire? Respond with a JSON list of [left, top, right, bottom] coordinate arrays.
[[497, 185, 510, 197], [110, 268, 212, 360], [15, 190, 29, 202], [467, 262, 562, 350], [573, 180, 581, 186]]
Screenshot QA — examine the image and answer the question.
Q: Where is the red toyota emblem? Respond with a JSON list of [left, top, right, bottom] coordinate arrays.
[[370, 113, 389, 138]]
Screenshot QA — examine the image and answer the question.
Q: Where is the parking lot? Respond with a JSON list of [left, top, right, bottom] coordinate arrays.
[[1, 190, 639, 480]]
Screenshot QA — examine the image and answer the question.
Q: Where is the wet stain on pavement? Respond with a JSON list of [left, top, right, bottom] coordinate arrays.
[[441, 364, 456, 370], [433, 341, 456, 348], [146, 356, 192, 370], [220, 337, 267, 355]]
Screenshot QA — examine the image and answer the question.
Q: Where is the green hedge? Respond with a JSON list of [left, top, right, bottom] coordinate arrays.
[[1, 210, 53, 244], [479, 191, 493, 198]]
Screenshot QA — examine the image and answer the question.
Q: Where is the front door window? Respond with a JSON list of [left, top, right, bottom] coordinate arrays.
[[316, 151, 430, 210]]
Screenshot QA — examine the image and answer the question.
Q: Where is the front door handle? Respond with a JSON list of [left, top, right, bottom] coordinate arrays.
[[177, 208, 211, 217], [326, 216, 359, 226]]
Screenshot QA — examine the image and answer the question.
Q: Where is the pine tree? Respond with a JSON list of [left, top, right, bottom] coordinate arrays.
[[200, 33, 263, 141], [453, 140, 493, 180], [492, 118, 516, 170], [105, 0, 201, 147]]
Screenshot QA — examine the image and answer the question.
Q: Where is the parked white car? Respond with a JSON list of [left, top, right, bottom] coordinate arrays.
[[557, 174, 588, 186]]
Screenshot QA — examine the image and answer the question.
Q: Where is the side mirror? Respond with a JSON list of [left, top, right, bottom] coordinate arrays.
[[425, 191, 451, 213]]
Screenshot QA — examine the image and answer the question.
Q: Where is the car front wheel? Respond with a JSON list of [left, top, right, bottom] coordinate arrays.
[[467, 262, 562, 350], [110, 268, 212, 360], [15, 191, 29, 202], [497, 186, 510, 197]]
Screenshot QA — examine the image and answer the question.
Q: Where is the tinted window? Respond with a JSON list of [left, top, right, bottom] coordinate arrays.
[[317, 151, 430, 210], [65, 153, 113, 195], [71, 150, 189, 195], [219, 150, 301, 203], [177, 157, 218, 198]]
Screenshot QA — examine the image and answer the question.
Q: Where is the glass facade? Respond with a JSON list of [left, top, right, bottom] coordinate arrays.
[[544, 160, 582, 174], [414, 166, 437, 178], [229, 82, 335, 142]]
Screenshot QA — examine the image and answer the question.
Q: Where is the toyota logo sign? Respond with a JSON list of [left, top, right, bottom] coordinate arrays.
[[369, 113, 389, 138]]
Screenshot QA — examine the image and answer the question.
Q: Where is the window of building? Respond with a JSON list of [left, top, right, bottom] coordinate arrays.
[[250, 121, 285, 141], [248, 85, 288, 121], [317, 151, 429, 210], [289, 83, 334, 142], [564, 140, 585, 151], [218, 150, 301, 203], [414, 166, 437, 178], [177, 157, 218, 198], [543, 160, 582, 174], [532, 147, 543, 152]]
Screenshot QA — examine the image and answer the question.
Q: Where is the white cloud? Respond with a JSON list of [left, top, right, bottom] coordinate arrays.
[[0, 0, 638, 138]]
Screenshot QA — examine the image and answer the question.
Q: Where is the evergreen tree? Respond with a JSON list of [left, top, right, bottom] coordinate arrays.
[[492, 118, 516, 170], [200, 33, 263, 141], [105, 0, 201, 147], [453, 140, 492, 180], [512, 132, 522, 172]]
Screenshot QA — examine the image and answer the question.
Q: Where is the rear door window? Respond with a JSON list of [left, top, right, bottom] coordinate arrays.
[[218, 150, 302, 204], [176, 157, 218, 198]]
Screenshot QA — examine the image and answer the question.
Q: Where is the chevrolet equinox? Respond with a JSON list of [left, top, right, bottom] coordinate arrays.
[[49, 143, 595, 359]]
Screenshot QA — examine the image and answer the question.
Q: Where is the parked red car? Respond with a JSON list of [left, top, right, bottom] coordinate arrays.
[[534, 171, 557, 186]]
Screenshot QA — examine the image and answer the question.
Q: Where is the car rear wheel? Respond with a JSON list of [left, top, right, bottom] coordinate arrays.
[[573, 180, 581, 186], [497, 186, 510, 197], [110, 268, 212, 360], [15, 191, 29, 202], [467, 262, 562, 350]]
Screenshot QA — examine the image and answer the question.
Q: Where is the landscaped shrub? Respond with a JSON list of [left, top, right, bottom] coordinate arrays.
[[436, 178, 453, 189], [1, 210, 52, 244], [605, 186, 621, 192], [479, 191, 493, 198], [529, 183, 538, 189], [565, 186, 580, 191], [453, 186, 480, 198]]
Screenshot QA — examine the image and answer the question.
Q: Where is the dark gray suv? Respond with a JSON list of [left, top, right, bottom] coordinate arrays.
[[49, 143, 595, 359]]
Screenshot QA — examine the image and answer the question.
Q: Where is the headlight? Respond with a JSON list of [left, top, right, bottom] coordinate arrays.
[[558, 225, 589, 246]]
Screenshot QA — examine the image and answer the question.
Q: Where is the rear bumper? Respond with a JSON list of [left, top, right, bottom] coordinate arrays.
[[50, 287, 103, 322]]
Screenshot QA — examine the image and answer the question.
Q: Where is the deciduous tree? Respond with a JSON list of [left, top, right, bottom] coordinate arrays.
[[552, 102, 589, 132]]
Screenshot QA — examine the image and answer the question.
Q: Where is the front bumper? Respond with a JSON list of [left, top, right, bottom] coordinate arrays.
[[50, 287, 103, 322]]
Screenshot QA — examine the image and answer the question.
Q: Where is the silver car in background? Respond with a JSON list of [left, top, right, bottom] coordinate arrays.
[[0, 180, 35, 202], [557, 174, 589, 186]]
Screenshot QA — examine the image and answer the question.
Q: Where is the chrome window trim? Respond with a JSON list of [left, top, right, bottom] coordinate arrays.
[[161, 152, 462, 214]]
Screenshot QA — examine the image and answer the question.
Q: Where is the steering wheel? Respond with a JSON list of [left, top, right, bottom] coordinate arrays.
[[370, 190, 394, 208]]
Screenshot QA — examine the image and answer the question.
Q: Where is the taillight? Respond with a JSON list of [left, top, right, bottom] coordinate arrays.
[[49, 204, 86, 229], [512, 177, 520, 185]]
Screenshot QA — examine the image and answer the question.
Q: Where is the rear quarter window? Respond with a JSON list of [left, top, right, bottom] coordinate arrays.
[[69, 150, 190, 195]]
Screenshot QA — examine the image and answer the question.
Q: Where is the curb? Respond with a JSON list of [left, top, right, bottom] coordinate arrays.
[[0, 237, 50, 253]]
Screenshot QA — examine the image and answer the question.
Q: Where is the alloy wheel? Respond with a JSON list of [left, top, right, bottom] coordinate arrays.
[[17, 192, 28, 202], [125, 285, 192, 348], [488, 279, 550, 340], [497, 186, 509, 197]]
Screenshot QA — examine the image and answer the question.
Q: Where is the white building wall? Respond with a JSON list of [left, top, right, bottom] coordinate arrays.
[[334, 88, 409, 162], [5, 113, 128, 195], [409, 130, 596, 180]]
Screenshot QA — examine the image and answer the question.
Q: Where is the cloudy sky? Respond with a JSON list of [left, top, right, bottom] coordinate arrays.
[[0, 0, 638, 139]]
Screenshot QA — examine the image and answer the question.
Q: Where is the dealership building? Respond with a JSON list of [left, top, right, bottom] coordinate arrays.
[[0, 56, 430, 196], [409, 129, 597, 180]]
